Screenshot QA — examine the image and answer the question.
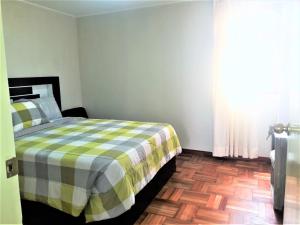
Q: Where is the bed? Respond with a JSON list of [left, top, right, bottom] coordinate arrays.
[[9, 77, 182, 225]]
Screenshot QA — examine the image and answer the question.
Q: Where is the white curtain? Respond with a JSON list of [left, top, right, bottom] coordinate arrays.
[[213, 0, 300, 158]]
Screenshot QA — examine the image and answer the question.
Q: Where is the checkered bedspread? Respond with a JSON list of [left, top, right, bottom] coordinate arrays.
[[15, 118, 181, 222]]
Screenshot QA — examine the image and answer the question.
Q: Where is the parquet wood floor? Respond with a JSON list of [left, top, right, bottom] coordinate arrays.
[[135, 151, 283, 225]]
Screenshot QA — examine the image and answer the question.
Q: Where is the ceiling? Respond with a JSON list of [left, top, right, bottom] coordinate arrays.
[[25, 0, 182, 17]]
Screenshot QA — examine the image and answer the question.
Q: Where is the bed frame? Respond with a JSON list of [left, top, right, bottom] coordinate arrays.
[[9, 76, 177, 225], [8, 76, 61, 109]]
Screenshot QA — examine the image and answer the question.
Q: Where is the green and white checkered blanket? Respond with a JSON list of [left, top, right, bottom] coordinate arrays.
[[15, 118, 181, 222]]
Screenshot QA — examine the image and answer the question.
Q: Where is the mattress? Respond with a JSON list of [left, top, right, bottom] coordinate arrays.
[[15, 117, 182, 222]]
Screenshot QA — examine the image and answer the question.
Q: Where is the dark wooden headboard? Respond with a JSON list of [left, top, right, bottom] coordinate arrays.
[[8, 76, 62, 110]]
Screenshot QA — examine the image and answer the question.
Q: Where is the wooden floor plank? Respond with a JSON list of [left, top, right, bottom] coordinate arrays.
[[146, 200, 178, 218], [140, 214, 166, 225], [175, 203, 198, 221], [196, 208, 230, 223]]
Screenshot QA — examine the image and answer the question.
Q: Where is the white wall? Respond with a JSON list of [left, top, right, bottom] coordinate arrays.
[[78, 2, 214, 151], [2, 0, 82, 110]]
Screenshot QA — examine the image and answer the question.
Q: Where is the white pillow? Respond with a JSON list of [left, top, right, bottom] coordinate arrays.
[[32, 97, 62, 121]]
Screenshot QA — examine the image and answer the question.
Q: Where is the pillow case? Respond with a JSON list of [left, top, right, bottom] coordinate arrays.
[[11, 101, 49, 132], [32, 97, 62, 121]]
